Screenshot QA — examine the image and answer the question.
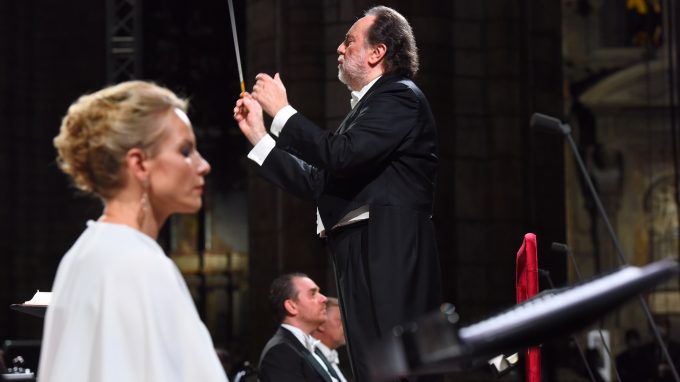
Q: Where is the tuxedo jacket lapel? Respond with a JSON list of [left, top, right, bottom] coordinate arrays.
[[303, 350, 334, 382], [314, 347, 340, 380], [279, 328, 333, 382], [335, 75, 396, 135], [335, 104, 361, 135]]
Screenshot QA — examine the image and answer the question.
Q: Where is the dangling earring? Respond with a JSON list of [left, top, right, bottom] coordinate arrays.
[[137, 178, 150, 228]]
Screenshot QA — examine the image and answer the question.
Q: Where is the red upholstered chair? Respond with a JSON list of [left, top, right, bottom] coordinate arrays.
[[516, 233, 540, 382]]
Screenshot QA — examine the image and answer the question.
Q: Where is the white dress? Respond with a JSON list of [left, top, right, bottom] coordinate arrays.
[[38, 221, 229, 382]]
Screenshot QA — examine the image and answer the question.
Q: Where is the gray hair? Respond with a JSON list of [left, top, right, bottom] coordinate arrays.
[[365, 6, 419, 78]]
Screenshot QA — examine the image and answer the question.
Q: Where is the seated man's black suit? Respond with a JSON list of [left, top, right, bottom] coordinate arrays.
[[259, 327, 333, 382]]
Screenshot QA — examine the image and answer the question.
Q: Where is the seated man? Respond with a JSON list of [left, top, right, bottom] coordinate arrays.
[[259, 273, 339, 382], [312, 297, 350, 382]]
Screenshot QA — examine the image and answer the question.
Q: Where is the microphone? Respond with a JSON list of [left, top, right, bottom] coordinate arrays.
[[551, 242, 583, 280], [530, 112, 571, 135], [550, 241, 569, 254]]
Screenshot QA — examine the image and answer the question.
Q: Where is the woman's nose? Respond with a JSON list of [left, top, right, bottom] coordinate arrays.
[[197, 152, 211, 175]]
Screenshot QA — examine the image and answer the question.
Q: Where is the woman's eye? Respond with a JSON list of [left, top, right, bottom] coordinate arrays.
[[181, 147, 192, 157]]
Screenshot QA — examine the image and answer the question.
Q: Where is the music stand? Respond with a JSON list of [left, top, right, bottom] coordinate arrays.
[[369, 258, 679, 380]]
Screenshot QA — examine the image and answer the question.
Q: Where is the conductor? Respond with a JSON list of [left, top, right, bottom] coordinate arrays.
[[235, 5, 442, 381]]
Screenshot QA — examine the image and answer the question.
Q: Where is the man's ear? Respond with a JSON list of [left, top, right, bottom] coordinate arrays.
[[125, 148, 149, 183], [284, 299, 297, 316], [368, 43, 387, 66]]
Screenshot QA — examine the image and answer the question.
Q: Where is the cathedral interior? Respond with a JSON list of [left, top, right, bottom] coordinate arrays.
[[1, 0, 679, 381]]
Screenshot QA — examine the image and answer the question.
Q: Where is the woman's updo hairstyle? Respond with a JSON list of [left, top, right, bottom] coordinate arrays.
[[54, 81, 187, 199]]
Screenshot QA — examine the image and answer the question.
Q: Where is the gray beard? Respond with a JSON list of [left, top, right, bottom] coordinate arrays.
[[338, 67, 367, 92], [338, 69, 353, 91]]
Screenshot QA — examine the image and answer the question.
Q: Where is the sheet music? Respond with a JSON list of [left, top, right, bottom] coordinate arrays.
[[22, 291, 51, 306]]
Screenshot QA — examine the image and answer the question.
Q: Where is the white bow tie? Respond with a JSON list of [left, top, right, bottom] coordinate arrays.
[[304, 336, 321, 353], [326, 349, 339, 365], [350, 92, 360, 109]]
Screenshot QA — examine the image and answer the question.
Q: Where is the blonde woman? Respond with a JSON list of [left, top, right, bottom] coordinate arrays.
[[38, 81, 228, 382]]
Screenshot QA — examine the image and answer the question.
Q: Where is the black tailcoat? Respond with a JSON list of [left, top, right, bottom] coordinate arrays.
[[258, 74, 442, 381]]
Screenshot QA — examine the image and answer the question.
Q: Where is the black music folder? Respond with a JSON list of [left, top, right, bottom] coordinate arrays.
[[9, 305, 46, 319], [9, 291, 50, 318], [370, 258, 679, 380]]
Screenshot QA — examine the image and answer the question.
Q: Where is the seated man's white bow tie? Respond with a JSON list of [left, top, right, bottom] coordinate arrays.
[[304, 336, 321, 353], [326, 349, 339, 365]]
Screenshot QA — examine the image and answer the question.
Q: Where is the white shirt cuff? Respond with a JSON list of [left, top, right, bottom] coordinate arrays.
[[271, 105, 297, 137], [247, 134, 276, 166]]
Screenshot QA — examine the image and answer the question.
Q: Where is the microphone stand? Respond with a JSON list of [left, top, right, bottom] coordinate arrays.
[[551, 242, 622, 382], [538, 268, 598, 382], [531, 112, 680, 382]]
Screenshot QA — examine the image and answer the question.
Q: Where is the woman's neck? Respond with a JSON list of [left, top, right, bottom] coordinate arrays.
[[99, 197, 165, 239]]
